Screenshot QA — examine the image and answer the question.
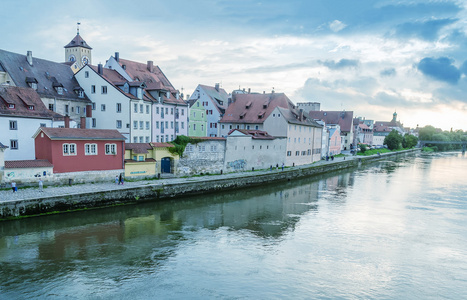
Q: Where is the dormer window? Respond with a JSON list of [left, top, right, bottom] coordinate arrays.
[[28, 105, 34, 110], [79, 90, 84, 98], [31, 83, 37, 90], [26, 77, 38, 90], [240, 112, 246, 119], [57, 87, 63, 95], [8, 104, 15, 109], [245, 101, 252, 109]]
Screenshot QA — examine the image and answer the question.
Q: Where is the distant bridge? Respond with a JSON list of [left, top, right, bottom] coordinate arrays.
[[419, 140, 467, 152]]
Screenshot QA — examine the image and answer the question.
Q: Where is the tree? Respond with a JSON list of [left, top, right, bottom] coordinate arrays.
[[418, 125, 438, 141], [384, 130, 403, 150], [402, 134, 418, 148]]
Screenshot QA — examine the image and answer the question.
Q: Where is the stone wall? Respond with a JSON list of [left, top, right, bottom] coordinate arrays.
[[176, 140, 225, 175], [0, 149, 419, 220]]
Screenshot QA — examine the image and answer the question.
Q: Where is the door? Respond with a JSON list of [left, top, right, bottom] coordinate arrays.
[[161, 157, 171, 173]]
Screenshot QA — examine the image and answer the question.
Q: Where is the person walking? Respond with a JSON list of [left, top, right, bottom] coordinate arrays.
[[115, 175, 119, 185], [11, 181, 16, 192], [39, 179, 44, 192]]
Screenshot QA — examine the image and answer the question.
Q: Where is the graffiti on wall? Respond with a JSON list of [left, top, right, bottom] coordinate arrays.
[[227, 159, 246, 170]]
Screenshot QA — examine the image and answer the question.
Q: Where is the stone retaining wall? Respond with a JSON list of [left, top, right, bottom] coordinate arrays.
[[0, 149, 419, 220]]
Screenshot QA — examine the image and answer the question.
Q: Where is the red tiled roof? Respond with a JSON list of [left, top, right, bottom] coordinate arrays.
[[220, 93, 294, 124], [228, 129, 275, 140], [5, 159, 53, 169], [0, 86, 63, 119], [150, 142, 175, 148], [125, 143, 152, 153], [308, 111, 354, 132], [36, 127, 126, 140], [86, 65, 137, 100]]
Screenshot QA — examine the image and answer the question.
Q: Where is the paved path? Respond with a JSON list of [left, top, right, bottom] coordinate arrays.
[[0, 155, 357, 202]]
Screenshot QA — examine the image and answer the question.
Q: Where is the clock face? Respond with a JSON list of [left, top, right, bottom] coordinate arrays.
[[82, 55, 89, 65], [69, 54, 76, 62]]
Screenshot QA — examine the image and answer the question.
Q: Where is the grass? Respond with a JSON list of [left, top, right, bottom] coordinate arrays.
[[357, 148, 392, 156]]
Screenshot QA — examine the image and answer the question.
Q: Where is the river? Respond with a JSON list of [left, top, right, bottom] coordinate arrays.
[[1, 152, 466, 299]]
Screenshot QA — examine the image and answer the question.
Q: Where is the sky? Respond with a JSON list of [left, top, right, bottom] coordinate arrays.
[[2, 0, 467, 131]]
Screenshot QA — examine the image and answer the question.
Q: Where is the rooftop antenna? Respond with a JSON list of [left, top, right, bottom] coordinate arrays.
[[77, 22, 81, 35]]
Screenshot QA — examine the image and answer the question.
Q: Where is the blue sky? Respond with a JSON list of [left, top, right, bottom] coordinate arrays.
[[3, 0, 467, 130]]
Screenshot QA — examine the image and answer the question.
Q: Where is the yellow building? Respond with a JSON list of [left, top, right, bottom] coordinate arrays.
[[124, 143, 179, 178]]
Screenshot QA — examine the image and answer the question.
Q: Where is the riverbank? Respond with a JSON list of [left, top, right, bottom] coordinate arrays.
[[0, 149, 420, 220]]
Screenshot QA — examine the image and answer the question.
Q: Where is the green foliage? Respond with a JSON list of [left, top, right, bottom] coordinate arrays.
[[358, 143, 367, 153], [357, 148, 391, 156], [402, 134, 418, 148], [419, 126, 466, 151], [384, 130, 403, 150], [168, 135, 204, 157], [422, 147, 435, 152]]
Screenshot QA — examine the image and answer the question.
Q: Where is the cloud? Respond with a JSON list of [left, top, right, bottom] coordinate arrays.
[[380, 68, 396, 77], [329, 20, 347, 32], [460, 60, 467, 75], [319, 59, 359, 70], [394, 18, 457, 41], [417, 57, 461, 84]]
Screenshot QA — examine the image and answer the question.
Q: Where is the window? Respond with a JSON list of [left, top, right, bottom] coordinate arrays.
[[9, 120, 17, 130], [101, 104, 106, 111], [171, 121, 174, 129], [181, 122, 184, 129], [10, 140, 18, 150], [307, 149, 311, 155], [165, 121, 168, 129], [48, 104, 54, 111], [116, 120, 122, 128], [28, 105, 34, 110], [156, 121, 159, 129], [138, 156, 144, 161], [200, 145, 206, 152], [85, 143, 97, 155], [145, 136, 150, 143], [92, 102, 96, 110], [161, 136, 164, 142], [146, 105, 150, 114], [156, 135, 160, 142], [40, 123, 46, 127], [117, 103, 122, 113], [302, 151, 306, 156], [133, 121, 138, 129], [134, 104, 138, 113], [193, 124, 196, 130], [211, 145, 217, 152], [91, 85, 96, 94], [92, 118, 96, 128], [76, 106, 80, 114], [133, 137, 137, 143], [85, 71, 89, 78], [57, 87, 63, 95], [140, 104, 143, 113], [287, 151, 292, 156], [295, 151, 300, 156], [139, 136, 143, 143], [171, 108, 174, 115], [156, 107, 159, 114], [105, 143, 117, 155], [146, 121, 150, 130], [171, 135, 174, 141], [63, 143, 77, 155], [181, 109, 184, 115], [165, 108, 168, 115], [139, 121, 144, 129], [101, 86, 107, 94]]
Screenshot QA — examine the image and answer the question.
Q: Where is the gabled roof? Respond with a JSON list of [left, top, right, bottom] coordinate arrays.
[[308, 111, 354, 132], [187, 136, 226, 141], [125, 143, 152, 153], [0, 142, 8, 149], [5, 159, 53, 169], [0, 49, 90, 102], [115, 58, 186, 106], [220, 93, 294, 124], [35, 127, 126, 140], [64, 34, 92, 49], [0, 86, 64, 119], [85, 65, 137, 100], [228, 129, 275, 140], [198, 84, 229, 113]]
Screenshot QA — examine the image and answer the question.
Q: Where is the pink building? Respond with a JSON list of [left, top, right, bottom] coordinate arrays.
[[328, 128, 341, 156]]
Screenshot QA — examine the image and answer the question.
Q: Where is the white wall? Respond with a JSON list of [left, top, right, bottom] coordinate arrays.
[[224, 135, 286, 172]]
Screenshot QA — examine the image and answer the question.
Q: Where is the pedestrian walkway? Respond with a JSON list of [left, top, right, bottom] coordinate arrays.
[[0, 155, 357, 202]]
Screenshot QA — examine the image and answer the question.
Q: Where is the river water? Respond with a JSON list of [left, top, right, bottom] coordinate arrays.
[[1, 152, 466, 299]]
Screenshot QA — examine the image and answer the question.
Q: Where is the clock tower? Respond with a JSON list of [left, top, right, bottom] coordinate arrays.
[[64, 22, 92, 70]]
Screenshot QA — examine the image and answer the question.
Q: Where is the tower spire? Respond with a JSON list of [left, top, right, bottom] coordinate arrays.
[[77, 22, 81, 35]]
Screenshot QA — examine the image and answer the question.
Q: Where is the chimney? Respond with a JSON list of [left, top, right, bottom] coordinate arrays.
[[27, 51, 33, 66], [215, 83, 220, 92], [64, 115, 70, 128], [147, 61, 154, 73], [299, 109, 304, 121], [80, 117, 86, 129], [115, 52, 119, 62], [248, 88, 251, 94], [176, 92, 179, 100], [98, 63, 103, 75]]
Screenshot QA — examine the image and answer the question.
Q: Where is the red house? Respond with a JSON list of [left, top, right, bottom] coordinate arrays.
[[33, 128, 125, 173]]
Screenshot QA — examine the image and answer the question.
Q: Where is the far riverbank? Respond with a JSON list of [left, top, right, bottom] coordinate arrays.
[[0, 149, 420, 220]]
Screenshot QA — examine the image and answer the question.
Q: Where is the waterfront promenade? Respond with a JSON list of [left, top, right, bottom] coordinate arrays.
[[0, 155, 355, 202]]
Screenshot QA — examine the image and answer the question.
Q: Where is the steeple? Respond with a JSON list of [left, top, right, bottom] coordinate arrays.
[[392, 111, 397, 122], [64, 22, 92, 68]]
